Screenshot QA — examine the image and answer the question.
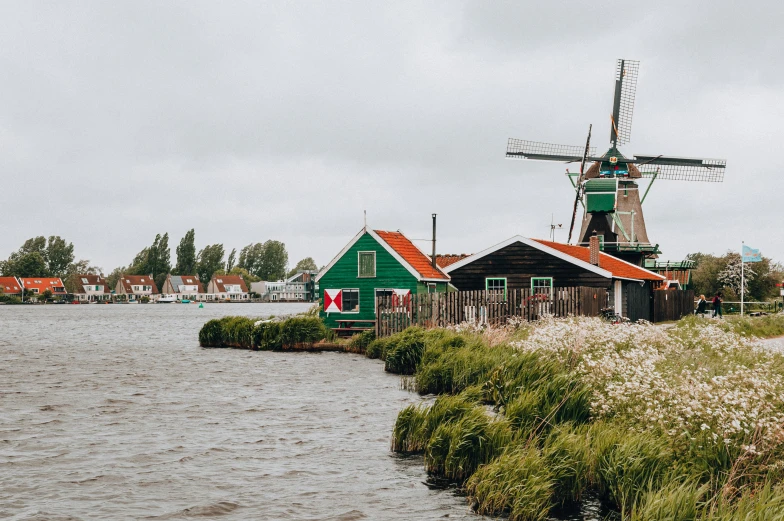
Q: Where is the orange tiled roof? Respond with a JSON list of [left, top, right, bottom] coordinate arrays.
[[20, 277, 67, 293], [0, 276, 22, 295], [375, 230, 449, 280], [211, 275, 248, 292], [436, 254, 471, 269], [532, 239, 665, 281]]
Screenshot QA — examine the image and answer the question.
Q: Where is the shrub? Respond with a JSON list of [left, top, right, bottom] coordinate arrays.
[[280, 316, 326, 346], [221, 316, 256, 348], [385, 328, 426, 374], [253, 321, 282, 350], [347, 330, 375, 353], [366, 337, 391, 360], [199, 318, 225, 347]]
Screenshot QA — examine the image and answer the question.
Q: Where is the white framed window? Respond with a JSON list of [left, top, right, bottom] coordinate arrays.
[[81, 277, 89, 284], [342, 289, 360, 313], [358, 251, 376, 278]]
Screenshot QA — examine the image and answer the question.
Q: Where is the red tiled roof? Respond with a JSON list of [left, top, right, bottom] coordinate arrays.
[[211, 275, 248, 292], [435, 254, 470, 269], [20, 277, 67, 294], [0, 277, 22, 295], [118, 275, 159, 294], [75, 274, 110, 294], [374, 230, 449, 280], [532, 239, 665, 281]]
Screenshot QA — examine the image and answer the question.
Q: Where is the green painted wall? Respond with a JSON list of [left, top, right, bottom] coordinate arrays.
[[318, 232, 447, 329]]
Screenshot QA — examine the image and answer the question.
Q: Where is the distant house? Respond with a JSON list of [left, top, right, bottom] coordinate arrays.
[[442, 235, 664, 319], [161, 274, 203, 300], [0, 276, 22, 296], [207, 275, 249, 301], [316, 227, 450, 329], [20, 277, 67, 300], [74, 274, 111, 302], [115, 275, 159, 302], [254, 271, 318, 302]]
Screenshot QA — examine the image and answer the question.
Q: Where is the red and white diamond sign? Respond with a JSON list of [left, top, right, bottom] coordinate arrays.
[[324, 289, 342, 312]]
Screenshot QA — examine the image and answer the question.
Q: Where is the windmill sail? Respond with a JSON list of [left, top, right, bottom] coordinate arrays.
[[610, 59, 639, 146], [633, 155, 725, 182], [506, 138, 596, 163]]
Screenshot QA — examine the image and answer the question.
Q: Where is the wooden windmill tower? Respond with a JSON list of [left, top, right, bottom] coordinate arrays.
[[506, 59, 726, 266]]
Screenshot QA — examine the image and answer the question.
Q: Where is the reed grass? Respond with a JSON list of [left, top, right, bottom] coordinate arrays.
[[466, 445, 554, 521], [198, 315, 326, 349]]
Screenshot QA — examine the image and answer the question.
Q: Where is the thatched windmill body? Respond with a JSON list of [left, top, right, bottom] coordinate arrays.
[[507, 59, 726, 266]]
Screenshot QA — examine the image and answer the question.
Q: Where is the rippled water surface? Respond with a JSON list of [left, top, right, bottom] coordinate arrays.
[[1, 304, 484, 520]]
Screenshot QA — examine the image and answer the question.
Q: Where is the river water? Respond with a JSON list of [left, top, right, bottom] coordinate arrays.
[[1, 303, 485, 520]]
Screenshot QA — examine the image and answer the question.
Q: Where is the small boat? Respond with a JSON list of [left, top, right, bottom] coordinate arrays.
[[158, 294, 177, 303], [180, 299, 191, 304]]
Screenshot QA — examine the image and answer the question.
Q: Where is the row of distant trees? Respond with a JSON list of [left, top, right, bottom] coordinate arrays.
[[686, 251, 783, 301], [0, 230, 318, 294]]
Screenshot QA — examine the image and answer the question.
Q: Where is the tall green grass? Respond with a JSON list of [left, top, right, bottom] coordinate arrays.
[[198, 316, 326, 349]]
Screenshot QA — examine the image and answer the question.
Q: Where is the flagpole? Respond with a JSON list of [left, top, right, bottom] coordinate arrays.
[[741, 241, 745, 317]]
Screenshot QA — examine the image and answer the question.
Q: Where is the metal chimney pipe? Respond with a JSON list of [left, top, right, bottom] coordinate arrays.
[[432, 213, 437, 269]]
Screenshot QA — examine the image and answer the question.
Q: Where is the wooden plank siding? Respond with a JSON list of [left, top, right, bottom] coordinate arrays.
[[318, 232, 448, 329], [446, 242, 612, 291], [376, 287, 608, 337], [653, 289, 695, 323]]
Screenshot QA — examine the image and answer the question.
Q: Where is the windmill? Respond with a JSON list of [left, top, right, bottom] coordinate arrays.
[[506, 59, 726, 266]]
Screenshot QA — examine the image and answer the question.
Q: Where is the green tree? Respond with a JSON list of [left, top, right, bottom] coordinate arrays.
[[287, 257, 318, 278], [106, 266, 127, 292], [128, 233, 171, 290], [238, 242, 265, 277], [259, 240, 288, 281], [175, 229, 196, 275], [196, 244, 225, 283], [45, 236, 75, 277], [152, 233, 171, 291], [64, 260, 102, 293], [15, 252, 48, 278], [226, 248, 237, 271]]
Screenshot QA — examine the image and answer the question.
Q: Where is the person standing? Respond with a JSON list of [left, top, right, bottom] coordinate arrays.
[[712, 292, 723, 318], [695, 294, 707, 316]]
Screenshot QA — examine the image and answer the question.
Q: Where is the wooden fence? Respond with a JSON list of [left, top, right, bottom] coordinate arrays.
[[375, 286, 608, 337], [653, 289, 695, 323]]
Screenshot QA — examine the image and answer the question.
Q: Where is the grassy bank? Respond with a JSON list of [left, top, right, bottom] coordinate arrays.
[[384, 315, 784, 520]]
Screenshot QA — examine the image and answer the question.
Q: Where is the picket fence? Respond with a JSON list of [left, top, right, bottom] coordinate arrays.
[[375, 286, 608, 337]]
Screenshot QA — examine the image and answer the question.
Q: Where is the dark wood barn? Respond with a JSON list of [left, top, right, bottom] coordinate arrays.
[[440, 236, 666, 320]]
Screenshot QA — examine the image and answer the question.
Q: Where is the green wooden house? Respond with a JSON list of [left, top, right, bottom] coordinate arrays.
[[316, 228, 450, 329]]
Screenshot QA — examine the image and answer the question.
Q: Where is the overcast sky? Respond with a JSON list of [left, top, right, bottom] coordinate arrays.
[[1, 1, 782, 273]]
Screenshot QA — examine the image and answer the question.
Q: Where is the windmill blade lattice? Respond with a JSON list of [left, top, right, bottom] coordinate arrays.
[[612, 59, 639, 146], [506, 138, 596, 162], [634, 155, 725, 182]]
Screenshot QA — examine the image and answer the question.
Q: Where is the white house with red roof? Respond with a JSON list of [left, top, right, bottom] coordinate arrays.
[[115, 275, 159, 302], [441, 235, 665, 320], [74, 274, 111, 302], [20, 277, 67, 300], [0, 276, 22, 297], [207, 274, 249, 301]]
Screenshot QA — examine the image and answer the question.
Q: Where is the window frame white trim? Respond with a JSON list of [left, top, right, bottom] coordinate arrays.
[[357, 250, 377, 278]]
